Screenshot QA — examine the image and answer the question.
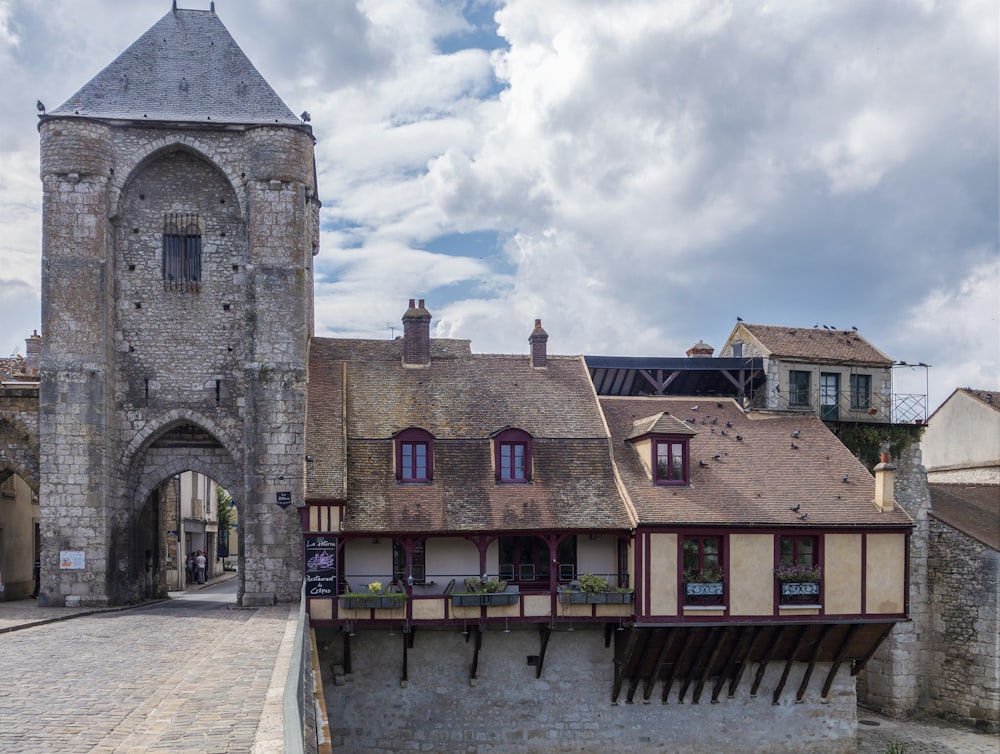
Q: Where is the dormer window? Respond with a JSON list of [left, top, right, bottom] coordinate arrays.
[[493, 428, 533, 483], [654, 438, 687, 484], [395, 427, 433, 483]]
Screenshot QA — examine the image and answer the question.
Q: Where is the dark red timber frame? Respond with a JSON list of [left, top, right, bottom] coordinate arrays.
[[652, 436, 689, 485], [633, 527, 911, 625], [677, 530, 729, 613], [492, 427, 532, 483], [773, 531, 824, 608]]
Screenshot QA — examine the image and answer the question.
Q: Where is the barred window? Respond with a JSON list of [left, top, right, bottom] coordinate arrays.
[[163, 214, 202, 290]]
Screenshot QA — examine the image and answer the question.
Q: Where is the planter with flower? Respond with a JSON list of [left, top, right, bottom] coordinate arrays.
[[774, 564, 822, 604], [452, 576, 519, 607], [683, 567, 725, 605], [340, 581, 408, 610], [559, 573, 635, 604]]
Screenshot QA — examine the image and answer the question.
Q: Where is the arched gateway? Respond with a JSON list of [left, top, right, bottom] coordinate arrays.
[[37, 5, 319, 607]]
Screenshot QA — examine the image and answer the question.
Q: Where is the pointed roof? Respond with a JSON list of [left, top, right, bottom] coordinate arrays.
[[723, 323, 893, 365], [49, 6, 301, 126], [625, 412, 698, 441]]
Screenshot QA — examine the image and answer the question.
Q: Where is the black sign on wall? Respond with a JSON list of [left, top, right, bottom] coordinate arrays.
[[276, 491, 292, 508], [304, 536, 337, 597]]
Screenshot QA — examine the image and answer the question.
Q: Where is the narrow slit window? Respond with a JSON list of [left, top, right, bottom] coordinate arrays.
[[163, 213, 203, 291]]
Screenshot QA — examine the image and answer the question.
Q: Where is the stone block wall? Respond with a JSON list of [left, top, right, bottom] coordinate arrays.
[[927, 520, 1000, 731], [319, 626, 859, 753], [38, 117, 317, 606]]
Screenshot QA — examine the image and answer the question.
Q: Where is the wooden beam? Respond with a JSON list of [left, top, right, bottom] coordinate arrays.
[[342, 629, 352, 675], [750, 626, 781, 697], [679, 627, 715, 703], [796, 624, 834, 702], [612, 629, 642, 704], [822, 624, 862, 698], [536, 624, 551, 679], [643, 629, 677, 702], [772, 625, 809, 705], [852, 622, 895, 675], [662, 629, 697, 703], [402, 627, 409, 682], [626, 630, 659, 704], [692, 627, 726, 704], [470, 626, 482, 681], [714, 625, 751, 702], [728, 626, 762, 698]]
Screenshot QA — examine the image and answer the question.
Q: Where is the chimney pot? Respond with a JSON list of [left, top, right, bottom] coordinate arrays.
[[873, 453, 896, 513], [402, 299, 432, 367], [529, 319, 549, 369]]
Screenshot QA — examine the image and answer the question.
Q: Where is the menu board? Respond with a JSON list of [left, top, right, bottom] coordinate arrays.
[[304, 536, 337, 597]]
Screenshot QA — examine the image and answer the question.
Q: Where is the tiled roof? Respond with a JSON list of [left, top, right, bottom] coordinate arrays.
[[49, 8, 301, 126], [626, 412, 697, 440], [0, 355, 37, 382], [735, 324, 893, 364], [958, 388, 1000, 414], [306, 336, 632, 533], [928, 484, 1000, 551], [601, 396, 913, 528]]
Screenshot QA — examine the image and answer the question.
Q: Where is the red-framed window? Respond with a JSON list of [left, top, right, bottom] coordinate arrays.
[[776, 534, 822, 606], [493, 428, 533, 483], [654, 437, 688, 485], [499, 535, 575, 583], [682, 535, 724, 605], [779, 535, 818, 568], [394, 427, 433, 482]]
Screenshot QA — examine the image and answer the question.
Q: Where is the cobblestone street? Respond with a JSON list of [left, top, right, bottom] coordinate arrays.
[[856, 709, 999, 754]]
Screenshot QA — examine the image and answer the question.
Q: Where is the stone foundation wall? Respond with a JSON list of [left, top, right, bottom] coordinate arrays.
[[319, 626, 859, 754]]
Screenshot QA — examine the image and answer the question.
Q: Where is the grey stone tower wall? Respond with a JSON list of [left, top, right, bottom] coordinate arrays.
[[39, 119, 318, 606], [857, 444, 930, 715]]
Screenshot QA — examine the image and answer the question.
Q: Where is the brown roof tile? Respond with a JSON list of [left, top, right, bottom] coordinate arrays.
[[928, 483, 1000, 551], [601, 396, 912, 528], [957, 388, 1000, 414], [736, 323, 893, 364]]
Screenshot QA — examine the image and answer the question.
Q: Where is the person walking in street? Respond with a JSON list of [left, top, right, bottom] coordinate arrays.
[[195, 551, 207, 584]]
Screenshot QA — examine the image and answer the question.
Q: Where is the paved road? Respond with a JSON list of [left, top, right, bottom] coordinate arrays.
[[0, 581, 297, 753], [856, 708, 998, 754]]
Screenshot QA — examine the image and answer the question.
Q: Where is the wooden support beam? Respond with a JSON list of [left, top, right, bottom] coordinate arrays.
[[662, 629, 697, 703], [796, 624, 834, 702], [342, 628, 353, 675], [535, 624, 551, 679], [714, 625, 751, 702], [626, 631, 658, 704], [678, 627, 714, 703], [692, 627, 726, 704], [604, 622, 614, 648], [750, 626, 781, 697], [728, 626, 762, 698], [470, 626, 482, 681], [643, 629, 677, 701], [772, 625, 808, 705], [822, 624, 862, 698], [851, 623, 895, 675], [612, 628, 642, 704], [402, 627, 409, 682]]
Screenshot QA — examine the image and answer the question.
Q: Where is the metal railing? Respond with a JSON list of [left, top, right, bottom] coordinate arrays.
[[746, 387, 926, 424]]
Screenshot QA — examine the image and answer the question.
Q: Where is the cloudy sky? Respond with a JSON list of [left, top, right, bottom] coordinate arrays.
[[0, 0, 996, 412]]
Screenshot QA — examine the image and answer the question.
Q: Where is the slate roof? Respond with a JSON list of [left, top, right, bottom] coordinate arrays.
[[48, 7, 301, 126], [306, 336, 632, 533], [928, 484, 1000, 551], [734, 324, 893, 365], [956, 388, 1000, 414], [601, 396, 913, 528]]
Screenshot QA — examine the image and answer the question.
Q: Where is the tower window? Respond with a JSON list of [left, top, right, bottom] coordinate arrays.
[[163, 213, 203, 291]]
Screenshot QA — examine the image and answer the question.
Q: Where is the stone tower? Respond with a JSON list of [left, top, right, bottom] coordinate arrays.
[[38, 4, 319, 606]]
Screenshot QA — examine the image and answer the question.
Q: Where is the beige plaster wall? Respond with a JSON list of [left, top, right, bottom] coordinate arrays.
[[865, 533, 906, 614], [648, 533, 677, 615], [824, 534, 862, 615], [730, 534, 773, 616]]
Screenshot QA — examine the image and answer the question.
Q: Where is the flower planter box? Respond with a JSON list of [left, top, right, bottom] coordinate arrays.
[[452, 591, 519, 607], [559, 591, 635, 604], [684, 581, 724, 606], [779, 581, 820, 605], [340, 595, 406, 610]]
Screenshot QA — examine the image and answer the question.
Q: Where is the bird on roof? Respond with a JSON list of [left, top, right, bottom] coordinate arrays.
[[791, 442, 799, 450], [699, 460, 710, 467], [737, 316, 743, 322], [791, 430, 801, 438], [851, 326, 858, 331], [842, 474, 850, 483], [690, 405, 700, 411], [736, 435, 743, 441], [713, 454, 722, 461], [36, 100, 45, 114], [799, 513, 809, 520], [789, 504, 800, 512], [300, 111, 311, 122]]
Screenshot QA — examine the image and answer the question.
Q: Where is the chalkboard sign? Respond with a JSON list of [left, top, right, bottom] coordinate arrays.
[[276, 491, 292, 508], [304, 536, 337, 597]]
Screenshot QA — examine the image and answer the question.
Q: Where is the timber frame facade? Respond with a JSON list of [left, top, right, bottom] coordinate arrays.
[[303, 301, 912, 702]]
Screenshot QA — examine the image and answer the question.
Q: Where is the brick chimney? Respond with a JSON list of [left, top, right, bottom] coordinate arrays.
[[686, 339, 714, 358], [529, 319, 548, 368], [25, 330, 41, 375], [402, 299, 431, 367], [873, 451, 896, 512]]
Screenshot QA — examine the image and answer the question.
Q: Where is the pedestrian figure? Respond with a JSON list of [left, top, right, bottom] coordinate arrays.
[[195, 551, 207, 584], [185, 552, 195, 585]]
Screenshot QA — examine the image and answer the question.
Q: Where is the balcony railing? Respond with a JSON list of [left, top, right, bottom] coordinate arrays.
[[746, 387, 926, 424]]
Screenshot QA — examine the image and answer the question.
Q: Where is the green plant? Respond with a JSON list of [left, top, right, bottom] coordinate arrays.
[[830, 423, 923, 470], [367, 581, 383, 593], [577, 573, 610, 593], [462, 576, 505, 593], [880, 740, 908, 754], [684, 567, 724, 584], [774, 564, 822, 583]]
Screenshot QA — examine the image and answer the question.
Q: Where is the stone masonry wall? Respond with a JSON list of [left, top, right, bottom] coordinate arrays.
[[39, 118, 317, 606], [319, 626, 859, 754], [927, 519, 1000, 731], [857, 444, 930, 715]]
